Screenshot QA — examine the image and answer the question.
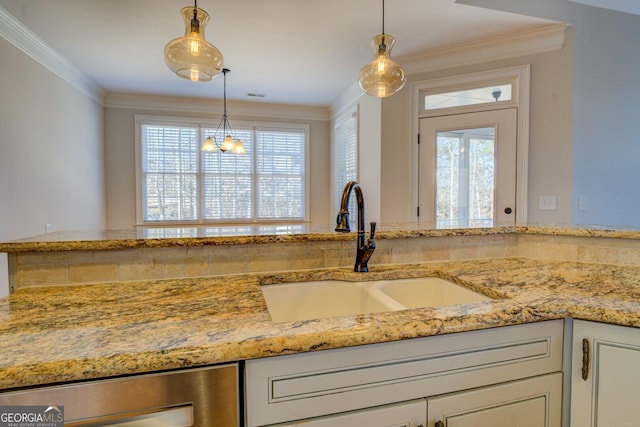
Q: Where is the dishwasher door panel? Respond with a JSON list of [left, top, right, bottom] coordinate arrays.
[[0, 364, 239, 427]]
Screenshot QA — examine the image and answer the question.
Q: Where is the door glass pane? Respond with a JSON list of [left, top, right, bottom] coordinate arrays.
[[435, 127, 495, 228]]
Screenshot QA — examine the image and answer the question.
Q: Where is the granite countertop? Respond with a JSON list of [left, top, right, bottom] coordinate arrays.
[[2, 224, 640, 252], [1, 257, 640, 391]]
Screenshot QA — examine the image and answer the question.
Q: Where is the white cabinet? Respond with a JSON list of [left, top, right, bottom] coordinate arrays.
[[570, 320, 640, 427], [428, 373, 562, 427], [245, 320, 564, 427]]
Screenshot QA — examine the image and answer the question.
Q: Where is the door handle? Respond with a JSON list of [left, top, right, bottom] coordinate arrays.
[[504, 207, 513, 214], [582, 338, 590, 380]]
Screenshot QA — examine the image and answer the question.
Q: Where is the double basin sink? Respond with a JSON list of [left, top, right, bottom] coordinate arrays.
[[262, 276, 494, 322]]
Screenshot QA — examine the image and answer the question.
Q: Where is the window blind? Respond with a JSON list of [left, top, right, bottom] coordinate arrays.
[[142, 125, 199, 221], [202, 127, 254, 220], [334, 112, 358, 227], [256, 129, 306, 219], [139, 119, 307, 223]]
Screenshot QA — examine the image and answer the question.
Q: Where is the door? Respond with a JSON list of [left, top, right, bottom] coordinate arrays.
[[419, 108, 517, 227], [428, 373, 562, 427], [571, 320, 640, 427]]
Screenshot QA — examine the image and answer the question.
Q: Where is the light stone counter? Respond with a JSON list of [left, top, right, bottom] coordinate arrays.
[[2, 224, 640, 253], [1, 257, 640, 391]]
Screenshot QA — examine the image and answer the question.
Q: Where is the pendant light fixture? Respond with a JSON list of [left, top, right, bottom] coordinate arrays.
[[202, 69, 246, 154], [164, 0, 223, 82], [358, 0, 406, 98]]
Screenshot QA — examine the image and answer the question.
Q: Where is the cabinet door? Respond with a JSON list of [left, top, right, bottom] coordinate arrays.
[[570, 320, 640, 427], [428, 373, 562, 427], [274, 399, 427, 427]]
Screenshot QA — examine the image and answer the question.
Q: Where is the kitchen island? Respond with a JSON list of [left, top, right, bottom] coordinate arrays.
[[1, 254, 639, 391]]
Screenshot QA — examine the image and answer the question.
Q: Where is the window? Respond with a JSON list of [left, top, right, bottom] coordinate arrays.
[[435, 128, 495, 228], [136, 116, 308, 224], [424, 84, 512, 111], [333, 110, 358, 227]]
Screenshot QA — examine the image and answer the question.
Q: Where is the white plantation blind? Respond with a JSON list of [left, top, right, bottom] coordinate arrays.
[[257, 129, 305, 219], [202, 127, 254, 220], [142, 125, 199, 221], [334, 111, 358, 227], [138, 117, 308, 223]]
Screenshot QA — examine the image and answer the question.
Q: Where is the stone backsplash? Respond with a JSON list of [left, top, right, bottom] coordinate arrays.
[[7, 229, 640, 291]]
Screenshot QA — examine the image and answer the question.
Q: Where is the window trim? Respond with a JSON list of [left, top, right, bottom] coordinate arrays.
[[134, 114, 310, 226]]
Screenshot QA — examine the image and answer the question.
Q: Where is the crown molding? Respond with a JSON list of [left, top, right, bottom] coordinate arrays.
[[0, 6, 103, 104], [399, 23, 568, 75], [104, 92, 330, 121]]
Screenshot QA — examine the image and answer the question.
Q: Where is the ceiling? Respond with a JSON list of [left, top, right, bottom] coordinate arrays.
[[0, 0, 558, 107]]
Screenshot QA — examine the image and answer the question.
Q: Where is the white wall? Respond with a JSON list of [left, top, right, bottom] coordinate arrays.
[[457, 0, 640, 227], [379, 29, 574, 225], [104, 96, 331, 229], [357, 95, 383, 224], [0, 37, 105, 295]]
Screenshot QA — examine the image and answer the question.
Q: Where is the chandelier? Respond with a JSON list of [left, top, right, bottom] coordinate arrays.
[[164, 0, 223, 82], [357, 0, 406, 98], [201, 69, 246, 154]]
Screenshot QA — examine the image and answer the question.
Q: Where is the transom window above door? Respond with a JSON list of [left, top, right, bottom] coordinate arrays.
[[424, 84, 513, 111]]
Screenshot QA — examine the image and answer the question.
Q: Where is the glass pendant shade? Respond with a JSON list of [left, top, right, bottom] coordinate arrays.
[[164, 6, 223, 82], [232, 140, 246, 154], [201, 136, 217, 152], [221, 135, 236, 152], [358, 34, 406, 98]]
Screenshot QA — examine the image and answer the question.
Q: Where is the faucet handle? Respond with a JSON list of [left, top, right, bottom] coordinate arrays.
[[369, 222, 376, 239]]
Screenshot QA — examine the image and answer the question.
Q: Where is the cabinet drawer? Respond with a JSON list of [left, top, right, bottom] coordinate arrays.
[[272, 399, 426, 427], [245, 320, 563, 426]]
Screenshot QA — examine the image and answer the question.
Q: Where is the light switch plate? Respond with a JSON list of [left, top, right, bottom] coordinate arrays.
[[539, 195, 557, 211]]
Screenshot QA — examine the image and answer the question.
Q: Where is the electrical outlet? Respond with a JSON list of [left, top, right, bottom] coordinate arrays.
[[539, 196, 557, 211]]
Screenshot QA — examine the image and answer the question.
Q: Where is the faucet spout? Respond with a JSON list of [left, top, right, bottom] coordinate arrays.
[[335, 181, 376, 272]]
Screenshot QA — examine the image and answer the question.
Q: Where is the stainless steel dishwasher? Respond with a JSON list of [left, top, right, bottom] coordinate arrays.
[[0, 364, 239, 426]]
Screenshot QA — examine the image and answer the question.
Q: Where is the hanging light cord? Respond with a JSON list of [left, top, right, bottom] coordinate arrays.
[[218, 68, 233, 136], [382, 0, 385, 34], [378, 0, 387, 51], [223, 69, 228, 133]]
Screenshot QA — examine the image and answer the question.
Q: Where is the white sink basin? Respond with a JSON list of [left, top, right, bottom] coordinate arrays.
[[262, 276, 492, 322], [375, 277, 491, 309], [261, 280, 405, 323]]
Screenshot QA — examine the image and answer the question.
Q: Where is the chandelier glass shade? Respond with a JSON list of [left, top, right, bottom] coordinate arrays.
[[201, 69, 245, 154], [358, 0, 406, 98], [164, 2, 223, 82]]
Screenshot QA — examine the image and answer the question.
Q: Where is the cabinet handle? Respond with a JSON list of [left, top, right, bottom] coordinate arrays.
[[582, 337, 590, 380], [435, 421, 445, 427]]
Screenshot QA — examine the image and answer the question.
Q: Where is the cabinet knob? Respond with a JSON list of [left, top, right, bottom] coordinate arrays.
[[435, 421, 445, 427]]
